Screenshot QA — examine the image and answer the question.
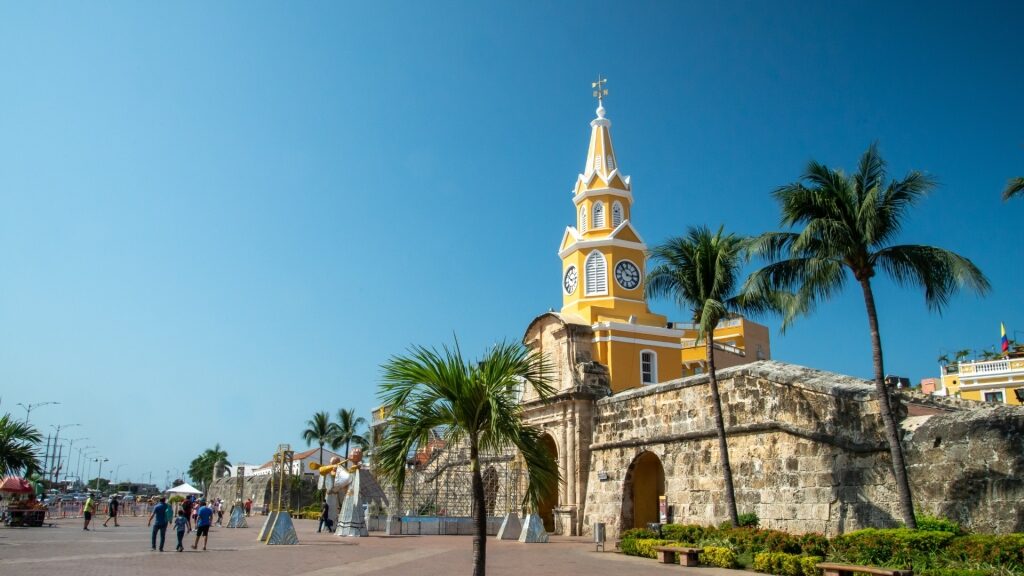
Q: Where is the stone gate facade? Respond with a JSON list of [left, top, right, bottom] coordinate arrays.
[[520, 312, 1024, 538]]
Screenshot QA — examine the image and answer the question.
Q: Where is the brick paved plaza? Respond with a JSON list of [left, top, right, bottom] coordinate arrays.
[[0, 515, 757, 576]]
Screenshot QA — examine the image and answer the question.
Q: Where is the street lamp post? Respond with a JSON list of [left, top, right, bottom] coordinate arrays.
[[16, 401, 59, 424], [49, 423, 81, 484], [93, 458, 109, 493], [114, 464, 128, 487], [62, 437, 88, 484], [76, 447, 95, 489]]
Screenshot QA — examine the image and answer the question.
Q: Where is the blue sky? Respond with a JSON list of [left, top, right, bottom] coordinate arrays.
[[2, 1, 1021, 486]]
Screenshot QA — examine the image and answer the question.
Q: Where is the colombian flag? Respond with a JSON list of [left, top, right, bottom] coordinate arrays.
[[1001, 323, 1009, 355]]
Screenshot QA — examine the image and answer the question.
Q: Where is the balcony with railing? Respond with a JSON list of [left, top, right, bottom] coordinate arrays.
[[956, 358, 1024, 382]]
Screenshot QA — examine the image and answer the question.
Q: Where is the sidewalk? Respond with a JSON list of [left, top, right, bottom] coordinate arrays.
[[0, 515, 761, 576]]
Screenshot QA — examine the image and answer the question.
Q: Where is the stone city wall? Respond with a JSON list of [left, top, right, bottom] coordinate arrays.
[[583, 361, 1024, 538]]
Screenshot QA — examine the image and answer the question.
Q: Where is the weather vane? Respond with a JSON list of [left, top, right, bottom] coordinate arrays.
[[592, 74, 608, 104]]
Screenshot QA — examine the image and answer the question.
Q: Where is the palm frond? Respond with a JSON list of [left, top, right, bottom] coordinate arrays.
[[1003, 176, 1024, 201], [872, 245, 991, 312]]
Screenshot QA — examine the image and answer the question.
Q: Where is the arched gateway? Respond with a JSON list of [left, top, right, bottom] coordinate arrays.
[[621, 451, 665, 530], [537, 434, 559, 532]]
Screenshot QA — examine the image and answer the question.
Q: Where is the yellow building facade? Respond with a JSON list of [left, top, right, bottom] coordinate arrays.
[[940, 358, 1024, 405], [558, 99, 769, 393]]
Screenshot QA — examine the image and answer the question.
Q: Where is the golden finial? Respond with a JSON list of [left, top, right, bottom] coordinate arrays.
[[592, 74, 608, 103]]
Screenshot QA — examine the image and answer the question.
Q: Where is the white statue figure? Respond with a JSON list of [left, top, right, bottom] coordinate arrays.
[[334, 448, 368, 537], [320, 456, 344, 531]]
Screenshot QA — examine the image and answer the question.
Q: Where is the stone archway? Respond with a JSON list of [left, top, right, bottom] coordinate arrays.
[[621, 451, 665, 530], [482, 466, 499, 516], [538, 434, 558, 532]]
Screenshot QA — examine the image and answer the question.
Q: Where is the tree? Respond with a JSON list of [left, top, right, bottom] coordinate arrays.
[[0, 411, 42, 476], [1002, 176, 1024, 201], [954, 349, 972, 363], [329, 408, 367, 460], [188, 444, 230, 493], [745, 144, 990, 528], [376, 340, 559, 576], [302, 411, 334, 468], [646, 225, 786, 527]]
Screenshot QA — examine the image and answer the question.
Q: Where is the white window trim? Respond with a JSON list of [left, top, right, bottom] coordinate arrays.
[[593, 201, 605, 228], [612, 201, 624, 227], [640, 349, 657, 385], [579, 206, 587, 233], [584, 250, 608, 296]]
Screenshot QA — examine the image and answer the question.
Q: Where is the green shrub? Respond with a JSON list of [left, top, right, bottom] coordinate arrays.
[[915, 513, 963, 535], [945, 534, 1024, 567], [661, 523, 707, 544], [700, 546, 739, 568], [830, 528, 956, 568], [799, 555, 824, 576], [722, 526, 802, 555], [739, 512, 761, 527], [798, 533, 829, 557], [620, 527, 658, 541], [753, 551, 803, 576], [917, 565, 1003, 569], [621, 538, 672, 558]]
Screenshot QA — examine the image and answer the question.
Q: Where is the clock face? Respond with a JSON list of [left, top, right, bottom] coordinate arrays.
[[563, 266, 578, 295], [614, 260, 641, 290]]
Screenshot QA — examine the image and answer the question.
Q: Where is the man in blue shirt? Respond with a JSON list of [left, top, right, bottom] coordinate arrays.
[[147, 497, 169, 552], [192, 498, 214, 550]]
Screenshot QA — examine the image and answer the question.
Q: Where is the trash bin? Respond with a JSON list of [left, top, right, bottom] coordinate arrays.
[[647, 522, 662, 538], [594, 522, 606, 551]]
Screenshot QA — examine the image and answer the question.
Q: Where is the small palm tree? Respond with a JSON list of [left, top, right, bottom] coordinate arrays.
[[302, 411, 334, 468], [188, 444, 230, 492], [647, 225, 786, 527], [0, 412, 42, 476], [1003, 176, 1024, 201], [745, 143, 990, 528], [329, 408, 367, 460], [376, 340, 558, 576]]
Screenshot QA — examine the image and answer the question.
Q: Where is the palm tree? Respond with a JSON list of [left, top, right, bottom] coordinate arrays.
[[954, 349, 972, 364], [745, 143, 990, 528], [329, 408, 367, 460], [188, 444, 230, 492], [647, 225, 786, 527], [1003, 176, 1024, 201], [302, 411, 334, 468], [376, 340, 559, 576], [0, 412, 42, 476]]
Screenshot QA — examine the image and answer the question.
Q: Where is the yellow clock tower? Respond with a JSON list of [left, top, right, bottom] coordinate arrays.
[[558, 82, 683, 393]]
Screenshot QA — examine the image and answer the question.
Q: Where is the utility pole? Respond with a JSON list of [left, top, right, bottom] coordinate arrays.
[[94, 457, 109, 493]]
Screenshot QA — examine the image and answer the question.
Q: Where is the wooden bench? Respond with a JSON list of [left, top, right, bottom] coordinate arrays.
[[652, 546, 701, 566], [816, 563, 913, 576]]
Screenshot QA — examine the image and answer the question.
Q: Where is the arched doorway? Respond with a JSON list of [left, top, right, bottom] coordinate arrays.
[[537, 434, 558, 532], [482, 466, 499, 516], [621, 451, 665, 530]]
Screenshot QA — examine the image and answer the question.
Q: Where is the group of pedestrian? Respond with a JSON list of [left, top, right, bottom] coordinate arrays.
[[146, 494, 215, 552]]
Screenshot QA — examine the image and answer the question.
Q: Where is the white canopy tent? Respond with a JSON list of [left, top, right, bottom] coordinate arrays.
[[165, 482, 202, 495]]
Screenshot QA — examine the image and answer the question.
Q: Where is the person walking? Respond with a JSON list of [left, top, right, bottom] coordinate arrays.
[[317, 498, 333, 533], [214, 498, 224, 527], [147, 497, 169, 552], [244, 497, 252, 516], [82, 494, 96, 531], [191, 498, 213, 551], [103, 495, 120, 527], [173, 509, 188, 552], [181, 495, 194, 533]]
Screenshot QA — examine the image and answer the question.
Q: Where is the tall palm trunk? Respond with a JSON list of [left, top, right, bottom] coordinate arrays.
[[707, 336, 739, 527], [470, 438, 486, 576], [859, 278, 917, 528], [319, 443, 324, 468]]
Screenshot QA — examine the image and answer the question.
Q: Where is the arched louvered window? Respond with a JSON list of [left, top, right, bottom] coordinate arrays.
[[584, 250, 607, 295], [579, 206, 587, 233], [593, 202, 605, 228], [612, 201, 623, 227], [640, 350, 657, 384], [593, 154, 602, 172]]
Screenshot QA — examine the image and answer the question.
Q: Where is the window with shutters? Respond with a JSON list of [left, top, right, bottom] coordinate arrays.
[[640, 350, 657, 384], [612, 201, 623, 227], [579, 206, 587, 233], [593, 154, 602, 172], [584, 251, 607, 295], [593, 201, 605, 228]]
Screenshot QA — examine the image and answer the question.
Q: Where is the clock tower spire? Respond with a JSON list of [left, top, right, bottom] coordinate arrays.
[[556, 79, 683, 392]]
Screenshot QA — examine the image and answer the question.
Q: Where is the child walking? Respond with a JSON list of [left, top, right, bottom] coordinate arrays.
[[174, 509, 188, 552]]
